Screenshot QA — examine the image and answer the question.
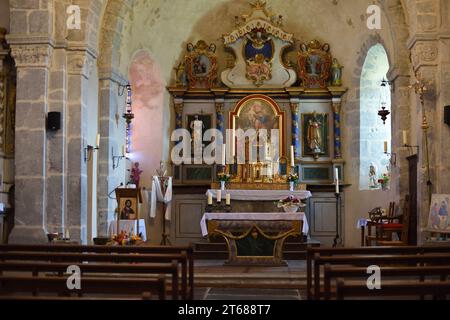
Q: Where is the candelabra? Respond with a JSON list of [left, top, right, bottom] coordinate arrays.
[[112, 147, 128, 170], [206, 201, 232, 213], [333, 190, 341, 248]]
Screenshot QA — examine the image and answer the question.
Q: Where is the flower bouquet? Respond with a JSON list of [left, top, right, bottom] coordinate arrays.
[[287, 173, 299, 191], [217, 172, 231, 190], [378, 173, 390, 190], [275, 195, 304, 213], [112, 231, 143, 246]]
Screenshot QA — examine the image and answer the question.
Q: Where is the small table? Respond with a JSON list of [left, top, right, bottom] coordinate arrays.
[[108, 219, 147, 241], [201, 212, 308, 266]]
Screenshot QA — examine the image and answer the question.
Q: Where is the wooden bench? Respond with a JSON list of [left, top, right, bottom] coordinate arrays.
[[324, 265, 450, 300], [0, 251, 190, 299], [0, 275, 166, 300], [0, 244, 194, 299], [306, 246, 450, 300], [0, 260, 179, 300], [335, 279, 450, 300]]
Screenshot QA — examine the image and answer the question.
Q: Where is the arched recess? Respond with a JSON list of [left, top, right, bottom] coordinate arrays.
[[359, 44, 391, 191]]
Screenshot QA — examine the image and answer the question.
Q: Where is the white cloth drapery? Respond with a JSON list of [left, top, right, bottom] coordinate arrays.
[[206, 189, 312, 201], [150, 176, 173, 221]]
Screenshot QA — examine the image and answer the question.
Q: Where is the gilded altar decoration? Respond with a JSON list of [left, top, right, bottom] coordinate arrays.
[[184, 40, 218, 89], [297, 40, 332, 88], [221, 0, 296, 88]]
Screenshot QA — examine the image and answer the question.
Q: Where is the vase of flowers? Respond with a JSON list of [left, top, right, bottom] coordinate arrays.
[[276, 195, 303, 213], [378, 173, 390, 191], [217, 172, 231, 191], [287, 173, 299, 191]]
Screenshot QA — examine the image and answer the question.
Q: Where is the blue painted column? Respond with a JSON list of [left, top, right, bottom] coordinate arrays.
[[332, 99, 342, 159], [174, 98, 184, 144], [290, 101, 301, 160], [215, 100, 225, 135]]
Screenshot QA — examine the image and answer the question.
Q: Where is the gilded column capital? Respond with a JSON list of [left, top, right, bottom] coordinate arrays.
[[215, 102, 224, 115], [174, 102, 184, 116], [332, 101, 341, 114], [290, 102, 299, 115]]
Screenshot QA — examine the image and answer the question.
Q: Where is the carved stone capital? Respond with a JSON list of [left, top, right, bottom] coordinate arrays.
[[215, 102, 224, 115], [10, 44, 52, 68], [332, 102, 341, 114], [411, 41, 438, 71], [68, 51, 95, 78], [174, 102, 183, 116], [290, 102, 299, 116]]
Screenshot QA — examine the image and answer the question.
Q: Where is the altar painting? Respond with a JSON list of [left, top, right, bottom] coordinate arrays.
[[230, 95, 285, 158]]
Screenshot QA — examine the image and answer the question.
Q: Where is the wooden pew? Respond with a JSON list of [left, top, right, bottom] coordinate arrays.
[[306, 246, 450, 300], [324, 265, 450, 300], [0, 275, 166, 300], [313, 253, 450, 300], [0, 251, 189, 299], [0, 244, 194, 300], [0, 260, 179, 300], [335, 278, 450, 300]]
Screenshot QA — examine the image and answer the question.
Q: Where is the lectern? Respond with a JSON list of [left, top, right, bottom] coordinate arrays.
[[115, 188, 143, 237]]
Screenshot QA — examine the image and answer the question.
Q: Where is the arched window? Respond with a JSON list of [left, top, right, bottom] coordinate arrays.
[[359, 44, 391, 191]]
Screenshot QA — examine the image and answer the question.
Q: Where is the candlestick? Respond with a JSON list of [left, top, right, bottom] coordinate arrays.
[[221, 144, 226, 166], [335, 168, 339, 194], [384, 141, 388, 153], [217, 190, 222, 203], [290, 146, 295, 167], [207, 192, 213, 205], [402, 131, 408, 146], [226, 193, 231, 206], [96, 134, 100, 148]]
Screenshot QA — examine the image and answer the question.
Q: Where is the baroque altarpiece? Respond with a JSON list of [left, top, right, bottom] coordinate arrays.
[[168, 1, 347, 189]]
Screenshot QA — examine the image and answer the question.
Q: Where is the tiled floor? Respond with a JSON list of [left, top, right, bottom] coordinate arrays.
[[193, 260, 306, 300]]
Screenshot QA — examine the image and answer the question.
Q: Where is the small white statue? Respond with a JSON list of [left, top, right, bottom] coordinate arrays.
[[369, 164, 379, 188]]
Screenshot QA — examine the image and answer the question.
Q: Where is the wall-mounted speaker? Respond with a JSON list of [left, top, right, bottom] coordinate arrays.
[[47, 112, 61, 131], [445, 106, 450, 127]]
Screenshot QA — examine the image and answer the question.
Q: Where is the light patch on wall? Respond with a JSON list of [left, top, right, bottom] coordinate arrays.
[[129, 50, 165, 188]]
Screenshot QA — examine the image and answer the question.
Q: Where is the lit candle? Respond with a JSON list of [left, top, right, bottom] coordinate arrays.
[[221, 144, 226, 166], [335, 168, 339, 194], [384, 141, 388, 154], [226, 193, 231, 206], [402, 131, 408, 146], [207, 192, 213, 205], [217, 190, 222, 203], [290, 146, 295, 167], [96, 134, 100, 148]]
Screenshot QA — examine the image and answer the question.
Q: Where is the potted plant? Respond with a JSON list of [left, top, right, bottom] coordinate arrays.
[[217, 172, 231, 190], [275, 195, 305, 213], [287, 173, 299, 191], [378, 173, 390, 191]]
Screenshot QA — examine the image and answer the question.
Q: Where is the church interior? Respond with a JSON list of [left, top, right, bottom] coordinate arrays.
[[0, 0, 450, 302]]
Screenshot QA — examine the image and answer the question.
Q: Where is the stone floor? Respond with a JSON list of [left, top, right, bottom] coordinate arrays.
[[193, 260, 306, 300]]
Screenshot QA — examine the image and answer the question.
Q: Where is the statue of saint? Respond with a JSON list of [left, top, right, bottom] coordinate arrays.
[[307, 114, 322, 153], [331, 58, 343, 86], [190, 115, 205, 153], [369, 164, 378, 188], [130, 162, 143, 188]]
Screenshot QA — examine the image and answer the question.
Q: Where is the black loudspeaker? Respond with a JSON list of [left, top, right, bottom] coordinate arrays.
[[445, 106, 450, 126], [47, 112, 61, 131]]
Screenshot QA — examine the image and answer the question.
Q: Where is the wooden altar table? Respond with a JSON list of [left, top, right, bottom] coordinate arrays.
[[200, 212, 308, 266]]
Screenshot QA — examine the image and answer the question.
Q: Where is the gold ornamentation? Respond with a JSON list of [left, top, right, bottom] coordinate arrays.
[[297, 40, 332, 88], [184, 40, 218, 89]]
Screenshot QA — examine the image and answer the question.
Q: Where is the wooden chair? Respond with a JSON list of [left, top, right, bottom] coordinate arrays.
[[377, 196, 410, 246]]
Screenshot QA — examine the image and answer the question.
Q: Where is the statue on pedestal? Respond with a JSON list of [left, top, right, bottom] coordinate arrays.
[[307, 113, 323, 157]]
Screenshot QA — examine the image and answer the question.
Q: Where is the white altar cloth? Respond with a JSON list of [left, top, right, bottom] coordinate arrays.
[[206, 189, 312, 201], [200, 212, 308, 237], [108, 219, 147, 241]]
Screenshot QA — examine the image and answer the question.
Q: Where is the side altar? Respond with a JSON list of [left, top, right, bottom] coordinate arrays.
[[167, 1, 347, 247]]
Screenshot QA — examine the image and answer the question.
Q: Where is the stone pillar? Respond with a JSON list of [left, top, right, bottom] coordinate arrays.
[[66, 50, 95, 244], [8, 43, 52, 243], [290, 100, 300, 160]]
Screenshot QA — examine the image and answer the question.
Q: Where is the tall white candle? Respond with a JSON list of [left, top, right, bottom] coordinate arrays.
[[403, 131, 408, 146], [207, 192, 213, 205], [335, 168, 339, 194], [217, 190, 222, 203], [221, 144, 226, 166], [96, 134, 100, 147], [226, 193, 231, 205], [290, 146, 295, 167]]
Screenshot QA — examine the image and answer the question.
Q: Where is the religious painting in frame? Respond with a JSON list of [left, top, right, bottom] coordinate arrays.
[[301, 112, 329, 159], [297, 40, 332, 88], [184, 40, 218, 89], [229, 94, 285, 159], [115, 188, 142, 221], [427, 194, 450, 234]]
